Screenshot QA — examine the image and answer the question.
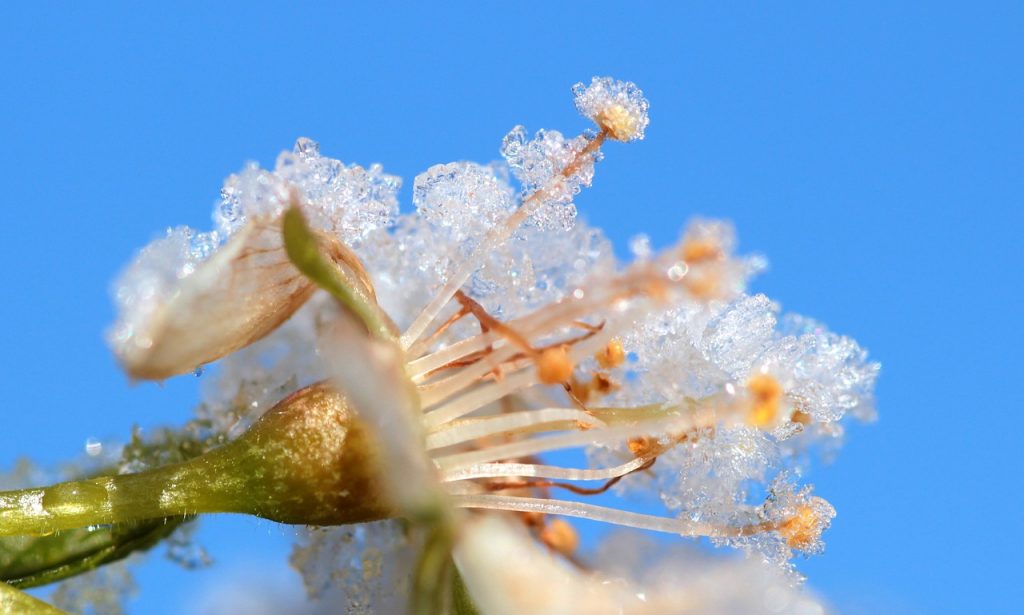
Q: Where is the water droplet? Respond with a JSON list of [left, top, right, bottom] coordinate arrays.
[[667, 262, 688, 281], [85, 438, 103, 457]]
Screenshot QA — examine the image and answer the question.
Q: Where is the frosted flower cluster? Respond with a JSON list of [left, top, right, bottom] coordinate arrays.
[[38, 76, 877, 613]]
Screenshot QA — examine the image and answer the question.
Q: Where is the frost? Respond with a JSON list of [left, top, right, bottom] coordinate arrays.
[[50, 559, 137, 615], [290, 521, 419, 615], [701, 294, 779, 377], [413, 161, 515, 249], [109, 138, 399, 371], [107, 226, 220, 357], [501, 125, 600, 231], [272, 138, 401, 245]]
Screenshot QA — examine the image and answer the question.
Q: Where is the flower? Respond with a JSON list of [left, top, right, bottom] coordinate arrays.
[[100, 77, 876, 613]]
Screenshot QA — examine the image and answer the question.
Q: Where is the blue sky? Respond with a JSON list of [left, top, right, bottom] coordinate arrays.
[[1, 2, 1020, 613]]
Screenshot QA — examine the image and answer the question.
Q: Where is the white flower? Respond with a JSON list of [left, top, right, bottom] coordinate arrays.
[[106, 77, 875, 613]]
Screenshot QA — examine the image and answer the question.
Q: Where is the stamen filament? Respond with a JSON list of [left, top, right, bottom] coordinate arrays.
[[433, 418, 683, 471], [423, 369, 540, 430], [451, 494, 723, 537], [426, 407, 606, 450], [440, 455, 651, 483]]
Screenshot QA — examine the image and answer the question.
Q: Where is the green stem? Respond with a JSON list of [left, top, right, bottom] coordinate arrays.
[[0, 383, 392, 537], [0, 452, 239, 536], [0, 581, 67, 614]]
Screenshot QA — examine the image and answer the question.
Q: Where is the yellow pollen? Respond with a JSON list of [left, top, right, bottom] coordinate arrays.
[[595, 338, 626, 369], [590, 372, 618, 396], [681, 239, 722, 264], [791, 409, 812, 425], [520, 511, 545, 528], [595, 104, 639, 141], [627, 435, 656, 457], [747, 373, 783, 428], [540, 518, 580, 556], [536, 346, 574, 385], [778, 501, 825, 551], [683, 272, 721, 300]]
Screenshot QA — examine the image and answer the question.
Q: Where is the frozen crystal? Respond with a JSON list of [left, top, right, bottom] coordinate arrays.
[[107, 226, 221, 357], [290, 522, 419, 613], [273, 138, 401, 245], [701, 294, 779, 377], [165, 523, 213, 570], [501, 126, 602, 230], [412, 161, 515, 247], [50, 559, 137, 615], [629, 233, 653, 260]]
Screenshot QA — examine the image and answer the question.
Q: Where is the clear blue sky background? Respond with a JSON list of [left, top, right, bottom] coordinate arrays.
[[1, 3, 1020, 614]]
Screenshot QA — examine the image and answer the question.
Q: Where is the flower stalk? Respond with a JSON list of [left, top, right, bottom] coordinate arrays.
[[0, 383, 392, 537]]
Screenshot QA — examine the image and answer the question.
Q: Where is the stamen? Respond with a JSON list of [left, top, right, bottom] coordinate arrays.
[[439, 455, 651, 483], [681, 239, 723, 264], [747, 373, 783, 428], [595, 338, 625, 369], [423, 368, 539, 429], [433, 418, 684, 472], [425, 407, 605, 450], [476, 457, 656, 497], [451, 494, 722, 537]]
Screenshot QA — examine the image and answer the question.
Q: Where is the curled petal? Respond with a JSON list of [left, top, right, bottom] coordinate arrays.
[[112, 218, 314, 380]]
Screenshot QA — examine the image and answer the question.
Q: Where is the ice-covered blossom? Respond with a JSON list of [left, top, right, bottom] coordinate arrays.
[[3, 77, 875, 613]]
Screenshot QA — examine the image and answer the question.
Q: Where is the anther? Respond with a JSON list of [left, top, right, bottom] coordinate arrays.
[[747, 373, 784, 428], [540, 518, 580, 556], [681, 239, 723, 264], [595, 339, 626, 369], [536, 346, 574, 385]]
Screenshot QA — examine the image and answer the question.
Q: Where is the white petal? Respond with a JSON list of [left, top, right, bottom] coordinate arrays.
[[320, 310, 444, 519], [113, 218, 313, 380], [454, 515, 643, 615]]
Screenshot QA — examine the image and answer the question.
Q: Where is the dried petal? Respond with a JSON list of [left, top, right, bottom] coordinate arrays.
[[111, 218, 315, 380]]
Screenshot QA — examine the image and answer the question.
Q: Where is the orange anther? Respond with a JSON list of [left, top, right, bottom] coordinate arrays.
[[681, 239, 723, 264], [747, 373, 784, 428], [595, 338, 626, 369], [540, 518, 580, 556], [537, 346, 574, 384]]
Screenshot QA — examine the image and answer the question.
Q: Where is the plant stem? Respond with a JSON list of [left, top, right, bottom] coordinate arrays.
[[0, 383, 392, 537]]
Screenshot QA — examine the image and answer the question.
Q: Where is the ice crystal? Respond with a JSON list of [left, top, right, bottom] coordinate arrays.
[[50, 559, 137, 615], [216, 138, 400, 245], [290, 521, 419, 614], [500, 125, 598, 230]]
